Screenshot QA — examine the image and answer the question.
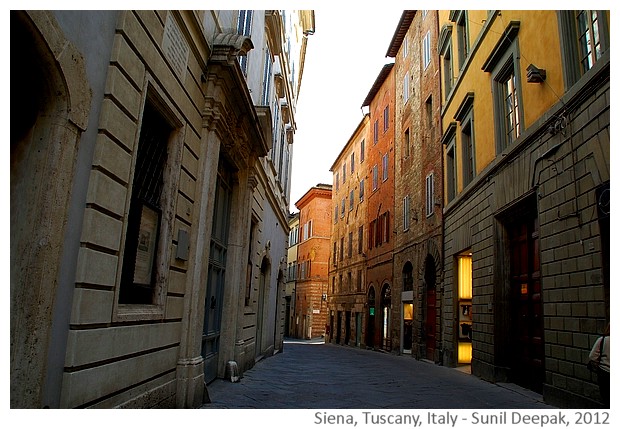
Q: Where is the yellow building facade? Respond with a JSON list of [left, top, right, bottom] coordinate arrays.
[[439, 10, 610, 408]]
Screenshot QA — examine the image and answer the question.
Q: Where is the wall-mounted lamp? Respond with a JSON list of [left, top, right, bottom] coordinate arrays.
[[527, 64, 546, 83]]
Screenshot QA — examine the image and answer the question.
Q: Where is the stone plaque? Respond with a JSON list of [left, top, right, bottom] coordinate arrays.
[[162, 13, 189, 80]]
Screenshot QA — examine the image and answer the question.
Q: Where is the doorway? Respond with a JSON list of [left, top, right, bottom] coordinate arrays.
[[508, 212, 544, 392], [336, 311, 342, 344], [381, 284, 392, 351], [202, 160, 233, 383], [345, 311, 351, 345], [366, 286, 376, 348], [256, 257, 270, 358], [424, 255, 437, 360]]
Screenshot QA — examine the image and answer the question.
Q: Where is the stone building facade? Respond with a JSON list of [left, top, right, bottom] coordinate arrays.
[[294, 185, 333, 339], [10, 9, 314, 408], [328, 115, 370, 347], [438, 10, 610, 408], [387, 10, 444, 361], [285, 212, 300, 336], [362, 64, 396, 351]]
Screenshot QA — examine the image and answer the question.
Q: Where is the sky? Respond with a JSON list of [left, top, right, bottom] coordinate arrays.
[[289, 8, 404, 212]]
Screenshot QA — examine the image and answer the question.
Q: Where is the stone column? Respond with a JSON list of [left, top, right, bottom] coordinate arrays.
[[175, 112, 221, 408]]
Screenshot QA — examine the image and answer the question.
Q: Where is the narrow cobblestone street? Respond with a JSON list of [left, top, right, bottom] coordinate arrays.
[[202, 338, 555, 409]]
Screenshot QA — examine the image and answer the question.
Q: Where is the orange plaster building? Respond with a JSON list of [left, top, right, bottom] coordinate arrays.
[[328, 115, 370, 347], [294, 184, 332, 339]]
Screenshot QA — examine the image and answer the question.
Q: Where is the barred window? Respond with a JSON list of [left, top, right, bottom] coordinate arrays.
[[120, 101, 172, 304]]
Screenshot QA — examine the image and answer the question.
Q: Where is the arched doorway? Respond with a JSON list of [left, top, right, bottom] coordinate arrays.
[[381, 283, 392, 351], [11, 11, 90, 408], [424, 255, 437, 360], [366, 286, 376, 348]]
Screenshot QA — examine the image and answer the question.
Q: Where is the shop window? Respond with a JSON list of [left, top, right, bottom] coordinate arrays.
[[457, 252, 473, 364]]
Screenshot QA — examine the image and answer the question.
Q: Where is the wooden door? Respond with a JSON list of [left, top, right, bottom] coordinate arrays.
[[508, 215, 544, 392]]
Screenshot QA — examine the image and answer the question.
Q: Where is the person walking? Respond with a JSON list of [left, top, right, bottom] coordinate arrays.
[[588, 323, 610, 407]]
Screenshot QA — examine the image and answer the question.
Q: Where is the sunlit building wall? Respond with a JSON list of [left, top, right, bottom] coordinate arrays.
[[438, 10, 610, 407]]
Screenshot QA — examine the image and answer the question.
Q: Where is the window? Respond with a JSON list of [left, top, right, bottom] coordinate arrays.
[[403, 195, 410, 231], [360, 139, 365, 162], [455, 11, 469, 69], [455, 93, 475, 188], [307, 220, 313, 238], [403, 73, 410, 104], [443, 43, 453, 96], [576, 10, 602, 73], [335, 172, 339, 191], [442, 123, 457, 202], [382, 211, 390, 243], [348, 232, 353, 258], [334, 205, 339, 224], [425, 96, 434, 129], [343, 163, 346, 183], [357, 269, 363, 292], [404, 129, 410, 158], [341, 198, 345, 218], [382, 153, 389, 182], [439, 24, 453, 99], [422, 10, 428, 19], [271, 106, 279, 157], [340, 237, 344, 262], [351, 152, 355, 174], [299, 259, 311, 279], [558, 11, 609, 88], [403, 262, 413, 292], [369, 220, 376, 249], [349, 190, 354, 211], [347, 272, 352, 292], [359, 179, 365, 202], [261, 47, 272, 105], [119, 101, 172, 305], [423, 31, 431, 69], [383, 106, 389, 131], [499, 66, 520, 147], [236, 10, 253, 75], [483, 21, 523, 153], [333, 242, 337, 266], [461, 116, 474, 187], [446, 140, 456, 202], [426, 173, 435, 217], [358, 225, 364, 254], [426, 95, 435, 143], [277, 132, 285, 176], [403, 35, 408, 58], [289, 224, 299, 245], [374, 120, 379, 144], [372, 165, 378, 191]]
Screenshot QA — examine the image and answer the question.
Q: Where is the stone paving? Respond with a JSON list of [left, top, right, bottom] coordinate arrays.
[[201, 338, 555, 409]]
